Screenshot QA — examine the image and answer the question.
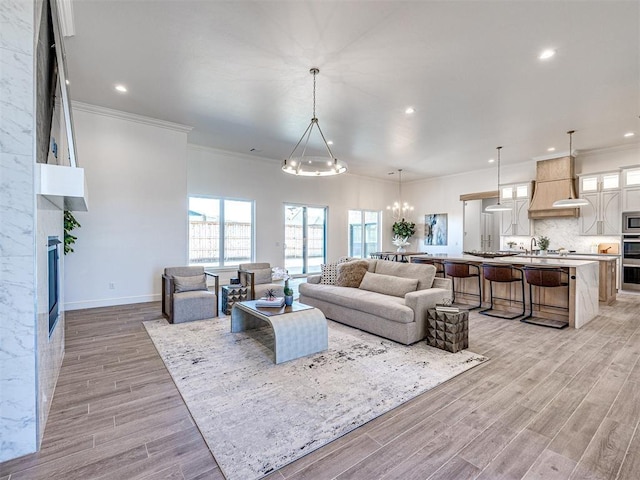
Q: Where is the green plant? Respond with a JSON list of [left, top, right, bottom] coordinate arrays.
[[64, 210, 81, 255], [283, 279, 293, 297], [537, 235, 550, 251], [392, 218, 416, 238]]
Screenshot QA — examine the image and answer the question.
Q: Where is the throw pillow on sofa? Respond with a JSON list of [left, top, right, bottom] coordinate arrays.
[[359, 272, 418, 297], [173, 275, 208, 293], [320, 257, 351, 285], [335, 260, 370, 288]]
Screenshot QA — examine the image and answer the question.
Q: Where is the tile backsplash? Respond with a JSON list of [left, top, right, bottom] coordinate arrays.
[[503, 218, 620, 253]]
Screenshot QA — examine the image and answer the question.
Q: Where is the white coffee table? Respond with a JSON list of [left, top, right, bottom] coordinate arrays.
[[231, 300, 328, 364]]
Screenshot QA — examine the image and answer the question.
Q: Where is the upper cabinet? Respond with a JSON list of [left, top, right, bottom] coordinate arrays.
[[578, 172, 621, 235], [499, 182, 532, 236], [621, 167, 640, 212]]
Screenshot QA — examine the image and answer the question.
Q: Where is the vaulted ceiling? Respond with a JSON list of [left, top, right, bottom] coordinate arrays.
[[65, 1, 639, 180]]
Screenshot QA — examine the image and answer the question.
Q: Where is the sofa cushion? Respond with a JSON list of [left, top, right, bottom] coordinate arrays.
[[299, 283, 413, 323], [374, 260, 436, 290], [173, 274, 207, 293], [336, 260, 369, 287], [359, 272, 418, 297]]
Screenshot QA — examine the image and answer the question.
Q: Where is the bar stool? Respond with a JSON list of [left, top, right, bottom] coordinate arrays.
[[444, 261, 482, 309], [411, 257, 445, 277], [480, 264, 525, 319], [522, 266, 570, 329]]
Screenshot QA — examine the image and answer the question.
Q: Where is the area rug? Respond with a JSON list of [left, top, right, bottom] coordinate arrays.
[[143, 317, 487, 480]]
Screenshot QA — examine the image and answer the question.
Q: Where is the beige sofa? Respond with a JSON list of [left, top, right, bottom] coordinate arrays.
[[299, 259, 452, 345]]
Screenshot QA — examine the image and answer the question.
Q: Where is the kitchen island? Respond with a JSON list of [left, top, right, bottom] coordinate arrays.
[[515, 253, 618, 305], [410, 254, 599, 328]]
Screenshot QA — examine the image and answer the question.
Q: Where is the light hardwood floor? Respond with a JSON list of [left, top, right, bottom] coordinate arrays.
[[1, 293, 639, 479]]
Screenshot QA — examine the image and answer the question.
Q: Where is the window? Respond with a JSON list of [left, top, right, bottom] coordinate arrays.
[[188, 196, 254, 267], [284, 205, 327, 275], [348, 210, 380, 258]]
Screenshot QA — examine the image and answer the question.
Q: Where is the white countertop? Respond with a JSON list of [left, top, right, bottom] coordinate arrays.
[[415, 254, 598, 268]]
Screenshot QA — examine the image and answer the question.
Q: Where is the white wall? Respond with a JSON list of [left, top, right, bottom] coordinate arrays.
[[64, 107, 190, 310], [187, 146, 399, 282]]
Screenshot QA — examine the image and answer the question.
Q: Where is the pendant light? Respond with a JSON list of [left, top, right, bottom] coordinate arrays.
[[282, 68, 347, 176], [552, 130, 589, 207], [386, 169, 414, 221], [485, 146, 512, 212]]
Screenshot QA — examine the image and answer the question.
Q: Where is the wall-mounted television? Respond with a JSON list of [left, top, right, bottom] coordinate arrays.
[[37, 0, 78, 169]]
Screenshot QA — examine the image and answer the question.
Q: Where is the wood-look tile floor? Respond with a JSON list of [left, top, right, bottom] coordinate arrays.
[[1, 293, 639, 479]]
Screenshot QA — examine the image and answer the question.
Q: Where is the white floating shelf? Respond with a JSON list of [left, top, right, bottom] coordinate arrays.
[[36, 163, 88, 211]]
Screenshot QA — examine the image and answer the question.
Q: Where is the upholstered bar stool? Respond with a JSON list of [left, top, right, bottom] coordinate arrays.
[[444, 261, 482, 309], [411, 257, 445, 278], [480, 263, 525, 319], [522, 266, 570, 329]]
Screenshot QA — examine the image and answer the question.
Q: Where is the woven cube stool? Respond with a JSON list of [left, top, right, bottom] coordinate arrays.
[[426, 308, 469, 353]]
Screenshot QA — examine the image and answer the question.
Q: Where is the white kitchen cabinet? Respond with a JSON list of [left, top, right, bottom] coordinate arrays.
[[578, 172, 621, 235], [621, 167, 640, 211], [499, 183, 532, 236]]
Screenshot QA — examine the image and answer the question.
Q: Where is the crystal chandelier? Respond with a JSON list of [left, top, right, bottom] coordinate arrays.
[[282, 68, 347, 176], [387, 169, 414, 221]]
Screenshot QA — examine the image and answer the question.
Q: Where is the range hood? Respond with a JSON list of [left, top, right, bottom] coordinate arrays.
[[528, 155, 579, 219]]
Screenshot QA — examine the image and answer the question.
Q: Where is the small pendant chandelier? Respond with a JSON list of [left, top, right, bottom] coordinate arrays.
[[485, 146, 512, 212], [387, 169, 414, 221], [282, 68, 347, 176], [552, 130, 589, 207]]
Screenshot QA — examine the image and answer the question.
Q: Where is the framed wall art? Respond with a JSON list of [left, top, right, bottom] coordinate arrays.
[[424, 213, 448, 246]]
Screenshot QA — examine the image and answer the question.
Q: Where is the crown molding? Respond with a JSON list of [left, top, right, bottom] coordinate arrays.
[[72, 101, 193, 133], [578, 141, 640, 157], [56, 0, 75, 37]]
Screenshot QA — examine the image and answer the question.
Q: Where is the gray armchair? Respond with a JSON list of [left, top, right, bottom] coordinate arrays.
[[238, 262, 284, 299], [162, 266, 219, 323]]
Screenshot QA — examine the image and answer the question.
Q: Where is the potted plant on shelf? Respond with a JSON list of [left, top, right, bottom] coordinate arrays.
[[537, 235, 550, 255], [391, 218, 416, 253]]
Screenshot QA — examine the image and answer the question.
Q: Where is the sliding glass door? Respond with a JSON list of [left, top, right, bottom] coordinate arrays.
[[284, 204, 327, 275]]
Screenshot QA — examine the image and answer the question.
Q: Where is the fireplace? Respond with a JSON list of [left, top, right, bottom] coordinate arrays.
[[48, 236, 61, 336]]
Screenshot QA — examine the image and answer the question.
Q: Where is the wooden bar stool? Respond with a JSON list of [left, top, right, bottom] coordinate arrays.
[[411, 257, 445, 278], [444, 261, 482, 309], [480, 264, 525, 319], [522, 266, 570, 329]]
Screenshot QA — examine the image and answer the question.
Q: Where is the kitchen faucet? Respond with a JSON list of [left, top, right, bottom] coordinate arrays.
[[530, 237, 537, 255]]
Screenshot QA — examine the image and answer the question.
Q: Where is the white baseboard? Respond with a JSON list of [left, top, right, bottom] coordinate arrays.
[[64, 293, 161, 311]]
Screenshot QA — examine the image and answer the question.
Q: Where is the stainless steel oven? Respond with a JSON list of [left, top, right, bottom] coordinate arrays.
[[622, 234, 640, 290], [622, 211, 640, 234]]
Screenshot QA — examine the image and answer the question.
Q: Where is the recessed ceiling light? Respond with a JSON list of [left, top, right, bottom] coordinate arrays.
[[488, 158, 495, 163], [624, 132, 635, 138], [65, 79, 70, 85], [115, 84, 127, 93], [405, 107, 415, 114], [547, 147, 556, 152], [327, 140, 334, 145], [539, 49, 556, 60]]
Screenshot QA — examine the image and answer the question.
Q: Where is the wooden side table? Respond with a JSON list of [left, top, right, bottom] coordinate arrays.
[[426, 308, 469, 353], [221, 285, 249, 315]]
